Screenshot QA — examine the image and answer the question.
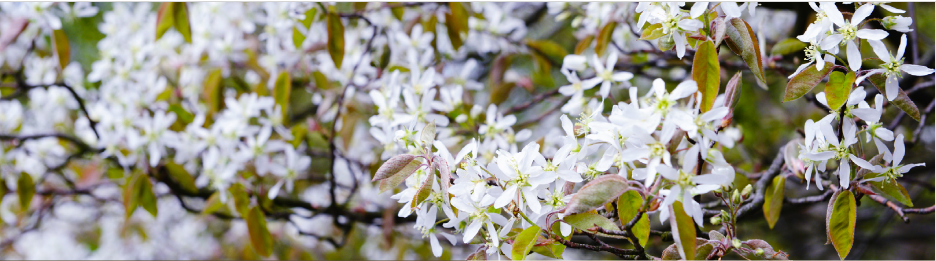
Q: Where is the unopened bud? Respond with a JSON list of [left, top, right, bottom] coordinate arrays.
[[710, 216, 722, 225], [732, 189, 741, 204], [755, 248, 765, 256], [732, 238, 742, 249], [720, 210, 730, 221], [741, 184, 753, 199]]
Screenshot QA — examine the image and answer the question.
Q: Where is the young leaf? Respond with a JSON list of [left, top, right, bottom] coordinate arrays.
[[165, 161, 198, 194], [420, 121, 437, 146], [17, 174, 34, 211], [563, 212, 623, 238], [526, 40, 568, 65], [574, 35, 595, 55], [594, 22, 616, 56], [564, 175, 630, 215], [828, 190, 856, 260], [511, 225, 541, 260], [725, 18, 767, 89], [123, 173, 139, 218], [202, 191, 224, 215], [869, 177, 914, 207], [411, 171, 435, 208], [155, 3, 174, 40], [693, 40, 720, 112], [783, 61, 834, 102], [669, 201, 697, 260], [711, 17, 726, 47], [274, 72, 292, 114], [327, 12, 345, 68], [52, 29, 70, 69], [868, 74, 920, 121], [246, 206, 275, 257], [292, 8, 317, 49], [617, 190, 650, 247], [640, 23, 665, 40], [373, 154, 417, 181], [136, 174, 158, 217], [379, 161, 420, 194], [173, 3, 192, 43], [724, 71, 743, 109], [203, 69, 224, 117], [771, 38, 808, 56], [824, 71, 856, 111], [763, 175, 785, 229], [230, 183, 251, 217]]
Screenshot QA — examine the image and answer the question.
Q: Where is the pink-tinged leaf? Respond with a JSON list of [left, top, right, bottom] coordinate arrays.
[[511, 225, 541, 260], [373, 154, 417, 181], [724, 71, 743, 109], [594, 22, 616, 56], [783, 61, 834, 102], [725, 18, 767, 89], [246, 206, 274, 257], [564, 175, 630, 215]]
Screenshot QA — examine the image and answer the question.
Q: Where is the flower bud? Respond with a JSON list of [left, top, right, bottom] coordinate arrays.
[[710, 216, 722, 225], [755, 248, 765, 256], [732, 238, 742, 249], [658, 34, 676, 52], [741, 184, 753, 199], [731, 189, 741, 204]]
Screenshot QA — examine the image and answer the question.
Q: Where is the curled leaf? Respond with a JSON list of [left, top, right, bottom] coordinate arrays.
[[373, 154, 417, 181]]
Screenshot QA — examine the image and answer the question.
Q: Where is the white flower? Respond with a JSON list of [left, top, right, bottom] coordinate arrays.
[[818, 3, 888, 71], [585, 52, 633, 98], [866, 134, 925, 182], [657, 145, 727, 227], [491, 143, 551, 214], [268, 146, 312, 199], [136, 110, 178, 167], [863, 34, 935, 101], [882, 15, 913, 33]]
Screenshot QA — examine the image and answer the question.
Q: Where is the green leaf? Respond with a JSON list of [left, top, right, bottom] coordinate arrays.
[[763, 175, 785, 229], [247, 206, 274, 257], [869, 177, 914, 207], [165, 161, 198, 194], [17, 174, 34, 211], [511, 225, 541, 260], [670, 201, 696, 260], [136, 174, 158, 217], [230, 183, 251, 217], [173, 3, 192, 43], [526, 39, 568, 65], [202, 191, 224, 215], [868, 74, 921, 121], [725, 18, 767, 89], [52, 29, 70, 69], [594, 22, 616, 56], [771, 38, 808, 56], [640, 23, 665, 40], [564, 175, 630, 215], [828, 190, 856, 260], [293, 7, 317, 50], [203, 69, 224, 118], [274, 72, 292, 114], [327, 12, 345, 68], [693, 40, 720, 112], [564, 212, 624, 238], [155, 3, 191, 43], [444, 2, 468, 51], [617, 190, 649, 247], [167, 104, 194, 126], [123, 173, 139, 218], [824, 71, 856, 111], [783, 61, 834, 102]]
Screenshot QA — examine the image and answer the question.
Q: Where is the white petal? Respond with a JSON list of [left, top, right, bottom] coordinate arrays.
[[494, 184, 517, 208], [851, 4, 874, 25], [846, 41, 862, 71], [894, 134, 905, 166], [856, 29, 888, 41], [901, 64, 935, 76]]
